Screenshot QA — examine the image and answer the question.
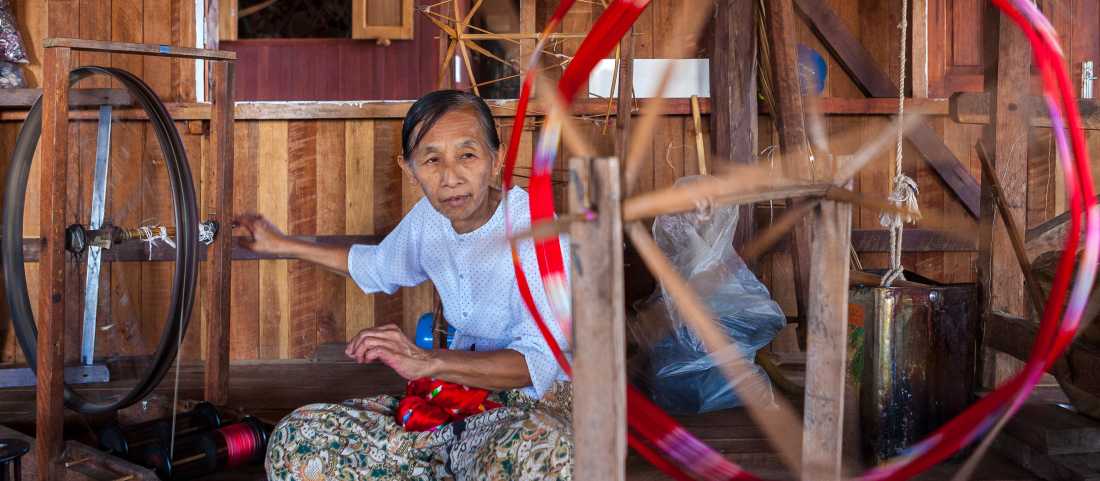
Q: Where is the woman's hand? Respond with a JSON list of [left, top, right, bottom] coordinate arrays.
[[346, 324, 435, 380], [234, 213, 289, 256]]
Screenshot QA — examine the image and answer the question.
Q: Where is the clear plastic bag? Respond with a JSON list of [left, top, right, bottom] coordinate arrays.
[[646, 176, 786, 414]]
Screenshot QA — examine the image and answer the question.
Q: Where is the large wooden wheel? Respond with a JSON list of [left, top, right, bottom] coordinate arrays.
[[504, 0, 1096, 479], [2, 66, 203, 414]]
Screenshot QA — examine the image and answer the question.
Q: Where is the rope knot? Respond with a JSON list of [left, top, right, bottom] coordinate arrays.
[[879, 173, 922, 229]]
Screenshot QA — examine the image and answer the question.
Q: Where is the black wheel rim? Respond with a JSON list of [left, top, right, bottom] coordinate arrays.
[[2, 66, 200, 414]]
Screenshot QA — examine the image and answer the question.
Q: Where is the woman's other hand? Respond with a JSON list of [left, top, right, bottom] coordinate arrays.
[[346, 324, 435, 380], [234, 213, 288, 256]]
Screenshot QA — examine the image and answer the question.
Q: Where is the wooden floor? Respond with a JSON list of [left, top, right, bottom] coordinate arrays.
[[0, 356, 1048, 480]]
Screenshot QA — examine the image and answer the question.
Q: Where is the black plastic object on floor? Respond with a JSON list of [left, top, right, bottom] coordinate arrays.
[[142, 417, 270, 481], [101, 402, 223, 462], [0, 438, 29, 481]]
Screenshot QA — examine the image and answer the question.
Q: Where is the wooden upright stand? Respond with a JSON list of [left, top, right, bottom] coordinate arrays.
[[570, 157, 627, 481], [803, 196, 853, 479], [977, 6, 1031, 387], [764, 0, 813, 347], [37, 42, 71, 481], [36, 38, 236, 481], [205, 59, 236, 405], [765, 0, 852, 476]]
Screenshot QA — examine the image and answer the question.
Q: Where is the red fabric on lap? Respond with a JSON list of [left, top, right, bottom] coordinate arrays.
[[396, 378, 502, 432]]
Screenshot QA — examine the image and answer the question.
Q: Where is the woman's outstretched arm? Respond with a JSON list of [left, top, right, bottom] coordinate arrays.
[[234, 213, 351, 275]]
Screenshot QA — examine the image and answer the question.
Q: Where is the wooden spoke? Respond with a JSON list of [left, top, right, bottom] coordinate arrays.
[[534, 75, 598, 159], [741, 199, 820, 259], [622, 163, 828, 221], [833, 114, 923, 184], [739, 115, 925, 259], [508, 214, 593, 244]]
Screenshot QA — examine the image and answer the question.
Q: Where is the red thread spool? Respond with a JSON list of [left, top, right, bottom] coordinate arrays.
[[143, 417, 269, 480], [218, 422, 260, 468]]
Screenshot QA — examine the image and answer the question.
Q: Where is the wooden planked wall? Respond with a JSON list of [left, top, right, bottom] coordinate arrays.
[[1, 0, 1098, 364]]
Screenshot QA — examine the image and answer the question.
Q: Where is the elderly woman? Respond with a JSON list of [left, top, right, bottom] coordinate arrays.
[[236, 90, 572, 480]]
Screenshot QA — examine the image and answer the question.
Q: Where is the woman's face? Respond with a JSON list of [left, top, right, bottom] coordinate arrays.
[[401, 108, 503, 233]]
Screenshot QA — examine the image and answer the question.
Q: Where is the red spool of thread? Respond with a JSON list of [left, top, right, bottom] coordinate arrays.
[[217, 421, 260, 468], [144, 417, 270, 480]]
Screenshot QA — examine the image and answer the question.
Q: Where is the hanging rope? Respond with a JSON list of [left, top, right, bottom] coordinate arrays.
[[879, 0, 921, 286]]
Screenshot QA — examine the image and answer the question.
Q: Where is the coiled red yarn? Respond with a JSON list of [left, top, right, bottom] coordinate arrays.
[[396, 378, 502, 432], [217, 422, 260, 468]]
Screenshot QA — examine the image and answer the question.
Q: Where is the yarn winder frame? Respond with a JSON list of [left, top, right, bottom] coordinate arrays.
[[538, 0, 1089, 478], [30, 38, 236, 481]]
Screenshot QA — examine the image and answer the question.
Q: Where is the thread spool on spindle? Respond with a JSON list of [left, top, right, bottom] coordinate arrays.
[[100, 402, 222, 461], [143, 417, 269, 481], [0, 439, 29, 481]]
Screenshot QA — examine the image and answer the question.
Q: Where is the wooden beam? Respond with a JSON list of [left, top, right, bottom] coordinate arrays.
[[623, 181, 830, 222], [803, 197, 852, 480], [792, 0, 981, 217], [1022, 198, 1100, 262], [518, 0, 536, 79], [851, 228, 976, 252], [986, 312, 1100, 398], [764, 0, 828, 473], [570, 157, 626, 481], [0, 88, 132, 109], [204, 61, 234, 405], [911, 0, 929, 98], [766, 228, 976, 253], [19, 235, 387, 262], [37, 45, 71, 481], [951, 92, 1100, 130], [765, 97, 948, 115], [977, 5, 1031, 386], [215, 0, 236, 43], [0, 97, 955, 121], [710, 0, 758, 251], [45, 38, 237, 61], [764, 0, 813, 347], [616, 29, 634, 156]]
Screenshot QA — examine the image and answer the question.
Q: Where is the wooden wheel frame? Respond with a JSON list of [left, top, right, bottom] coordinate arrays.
[[532, 0, 1027, 479], [28, 39, 236, 481], [2, 65, 200, 414]]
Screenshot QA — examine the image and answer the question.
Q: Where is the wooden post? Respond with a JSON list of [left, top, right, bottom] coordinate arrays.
[[766, 0, 850, 475], [978, 6, 1031, 387], [37, 45, 71, 481], [764, 0, 812, 343], [570, 157, 626, 481], [616, 32, 634, 156], [518, 0, 536, 79], [207, 0, 225, 47], [710, 0, 758, 251], [911, 0, 929, 98], [204, 60, 235, 405], [803, 198, 852, 479]]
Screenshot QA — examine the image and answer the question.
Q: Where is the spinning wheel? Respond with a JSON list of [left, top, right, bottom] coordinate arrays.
[[2, 66, 211, 414]]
